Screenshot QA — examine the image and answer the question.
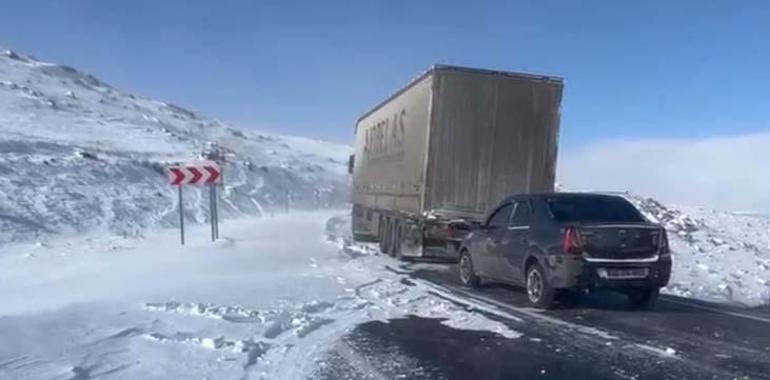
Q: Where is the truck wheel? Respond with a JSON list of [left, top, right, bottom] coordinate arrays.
[[379, 218, 390, 255], [387, 219, 398, 257], [393, 220, 403, 259], [458, 250, 480, 288], [629, 287, 659, 310], [394, 220, 410, 261], [526, 263, 555, 308]]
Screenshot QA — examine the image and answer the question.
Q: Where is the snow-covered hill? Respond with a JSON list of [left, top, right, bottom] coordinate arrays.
[[625, 194, 770, 305], [0, 48, 351, 244]]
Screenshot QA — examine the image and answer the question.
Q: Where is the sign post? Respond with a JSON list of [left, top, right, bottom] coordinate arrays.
[[169, 162, 222, 245], [178, 184, 185, 245], [212, 183, 219, 239]]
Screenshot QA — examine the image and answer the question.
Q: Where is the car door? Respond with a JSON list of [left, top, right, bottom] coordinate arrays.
[[497, 200, 532, 284], [475, 203, 514, 279]]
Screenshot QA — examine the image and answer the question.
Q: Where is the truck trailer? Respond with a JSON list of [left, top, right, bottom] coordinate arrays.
[[349, 64, 563, 260]]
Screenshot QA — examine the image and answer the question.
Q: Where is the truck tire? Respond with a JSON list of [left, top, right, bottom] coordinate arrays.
[[526, 263, 555, 309], [391, 219, 399, 257], [393, 219, 407, 261], [386, 218, 397, 257], [378, 217, 390, 255], [629, 287, 659, 310]]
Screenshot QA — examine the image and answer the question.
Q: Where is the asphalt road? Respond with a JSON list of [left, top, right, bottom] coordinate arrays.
[[317, 262, 770, 380]]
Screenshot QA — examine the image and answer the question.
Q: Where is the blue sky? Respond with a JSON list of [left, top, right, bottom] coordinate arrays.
[[1, 1, 768, 146]]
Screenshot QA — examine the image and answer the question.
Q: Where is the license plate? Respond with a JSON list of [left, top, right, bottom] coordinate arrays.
[[597, 268, 649, 280]]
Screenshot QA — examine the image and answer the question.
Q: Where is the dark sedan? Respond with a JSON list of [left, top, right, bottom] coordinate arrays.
[[458, 193, 672, 309]]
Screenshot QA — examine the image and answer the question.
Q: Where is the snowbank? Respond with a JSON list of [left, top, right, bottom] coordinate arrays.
[[627, 194, 770, 306]]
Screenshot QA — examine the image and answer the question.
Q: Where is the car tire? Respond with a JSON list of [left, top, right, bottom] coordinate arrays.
[[526, 262, 555, 309], [629, 287, 659, 310], [458, 250, 480, 288]]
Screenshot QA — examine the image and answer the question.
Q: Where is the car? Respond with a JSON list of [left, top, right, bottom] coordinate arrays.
[[458, 193, 672, 309]]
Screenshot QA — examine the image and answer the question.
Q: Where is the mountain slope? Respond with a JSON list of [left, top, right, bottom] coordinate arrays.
[[0, 48, 351, 244]]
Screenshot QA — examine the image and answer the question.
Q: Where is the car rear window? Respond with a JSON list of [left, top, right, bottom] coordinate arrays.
[[546, 196, 645, 223]]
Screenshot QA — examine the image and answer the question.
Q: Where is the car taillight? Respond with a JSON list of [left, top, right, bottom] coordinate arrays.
[[562, 226, 582, 255]]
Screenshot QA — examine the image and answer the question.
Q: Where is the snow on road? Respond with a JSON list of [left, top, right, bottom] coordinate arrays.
[[0, 212, 520, 379]]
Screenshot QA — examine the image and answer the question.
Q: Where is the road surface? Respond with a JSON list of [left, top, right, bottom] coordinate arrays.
[[317, 260, 770, 380]]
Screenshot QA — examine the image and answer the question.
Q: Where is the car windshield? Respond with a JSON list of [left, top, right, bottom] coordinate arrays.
[[547, 196, 645, 223]]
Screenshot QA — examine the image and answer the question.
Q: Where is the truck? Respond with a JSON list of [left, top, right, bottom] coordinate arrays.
[[348, 64, 563, 260]]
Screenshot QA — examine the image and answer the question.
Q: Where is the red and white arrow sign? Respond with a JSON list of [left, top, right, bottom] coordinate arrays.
[[169, 167, 187, 185], [168, 162, 222, 186], [204, 165, 220, 184]]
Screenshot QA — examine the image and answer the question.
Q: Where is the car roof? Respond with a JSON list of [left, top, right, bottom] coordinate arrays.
[[498, 192, 627, 205]]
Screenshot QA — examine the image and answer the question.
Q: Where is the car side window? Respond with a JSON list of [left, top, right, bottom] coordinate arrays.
[[486, 204, 514, 229], [509, 201, 531, 227]]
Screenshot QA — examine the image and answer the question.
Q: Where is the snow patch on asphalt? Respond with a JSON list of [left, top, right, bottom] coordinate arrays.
[[326, 216, 524, 341], [354, 273, 523, 339], [634, 344, 679, 359]]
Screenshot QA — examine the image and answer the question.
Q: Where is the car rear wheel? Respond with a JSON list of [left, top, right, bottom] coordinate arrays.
[[526, 263, 555, 308], [458, 251, 480, 288], [629, 287, 659, 310]]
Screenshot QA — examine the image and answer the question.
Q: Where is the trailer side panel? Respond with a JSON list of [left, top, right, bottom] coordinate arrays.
[[425, 69, 563, 214], [352, 75, 433, 218]]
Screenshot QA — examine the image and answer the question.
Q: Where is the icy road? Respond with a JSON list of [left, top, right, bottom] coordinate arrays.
[[1, 212, 769, 379]]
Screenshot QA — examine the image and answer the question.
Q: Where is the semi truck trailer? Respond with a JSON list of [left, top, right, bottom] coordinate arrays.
[[349, 64, 563, 260]]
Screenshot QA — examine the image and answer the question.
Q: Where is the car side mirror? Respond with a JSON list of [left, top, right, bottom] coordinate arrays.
[[347, 154, 355, 175]]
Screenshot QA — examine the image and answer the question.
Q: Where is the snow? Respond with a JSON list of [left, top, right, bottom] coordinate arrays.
[[634, 344, 679, 359], [626, 194, 770, 306], [0, 47, 351, 244], [0, 211, 522, 379]]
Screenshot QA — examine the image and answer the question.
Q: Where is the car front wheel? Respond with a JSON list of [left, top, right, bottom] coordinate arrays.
[[458, 251, 480, 288]]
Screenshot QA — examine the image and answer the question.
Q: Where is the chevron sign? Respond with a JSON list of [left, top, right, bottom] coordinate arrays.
[[168, 162, 221, 186]]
